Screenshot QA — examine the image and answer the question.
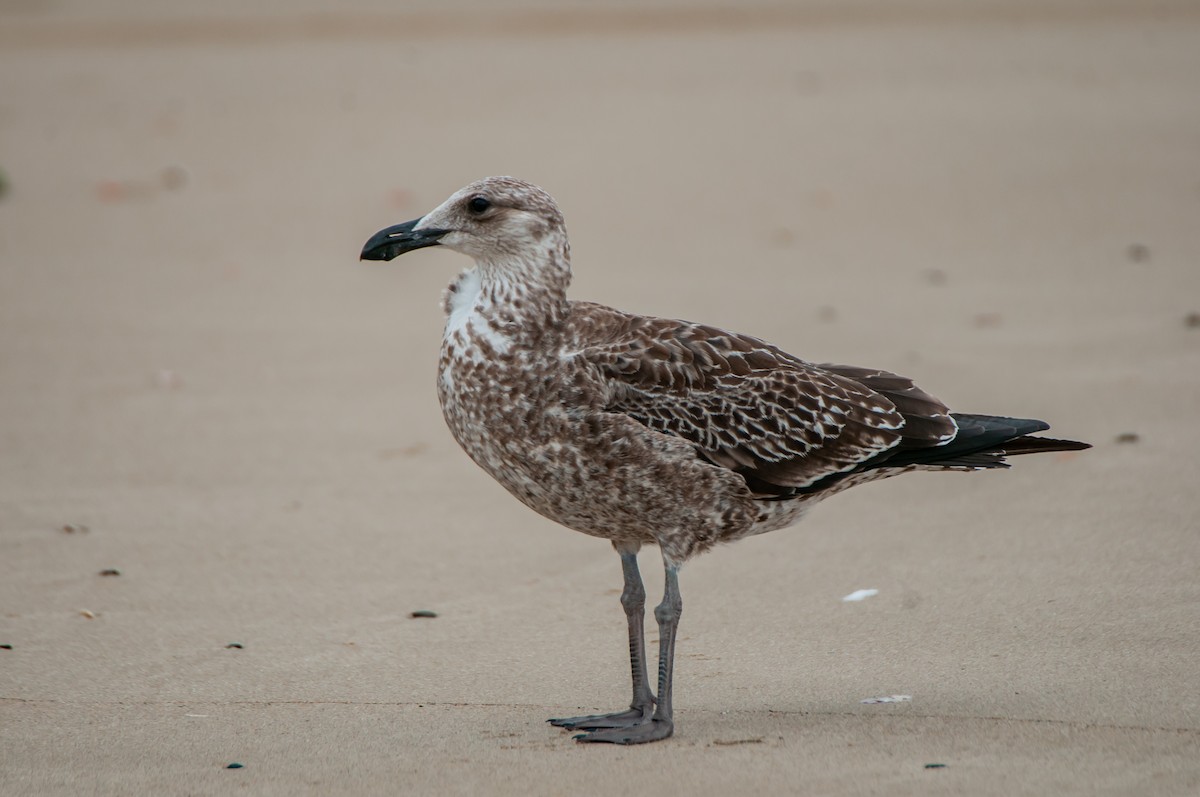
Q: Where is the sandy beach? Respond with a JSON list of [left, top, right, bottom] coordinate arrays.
[[2, 1, 1198, 794]]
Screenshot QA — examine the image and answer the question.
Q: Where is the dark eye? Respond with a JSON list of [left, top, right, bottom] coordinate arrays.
[[467, 196, 491, 214]]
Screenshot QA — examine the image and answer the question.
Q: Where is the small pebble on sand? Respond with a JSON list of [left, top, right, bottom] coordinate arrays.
[[160, 165, 188, 190], [973, 312, 1003, 328], [1126, 243, 1150, 263]]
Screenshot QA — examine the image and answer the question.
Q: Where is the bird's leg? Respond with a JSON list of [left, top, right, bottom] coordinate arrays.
[[571, 558, 681, 745], [549, 542, 655, 730]]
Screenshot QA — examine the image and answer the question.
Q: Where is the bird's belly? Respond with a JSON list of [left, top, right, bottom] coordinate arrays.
[[436, 357, 763, 553], [438, 375, 614, 536]]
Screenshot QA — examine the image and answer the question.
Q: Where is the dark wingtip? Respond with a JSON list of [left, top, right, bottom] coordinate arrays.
[[1002, 436, 1091, 455]]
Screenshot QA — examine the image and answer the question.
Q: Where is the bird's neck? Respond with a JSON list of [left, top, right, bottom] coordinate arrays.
[[443, 239, 572, 350]]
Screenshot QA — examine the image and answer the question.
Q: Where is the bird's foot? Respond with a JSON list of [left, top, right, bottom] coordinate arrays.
[[572, 718, 673, 745], [548, 705, 651, 731]]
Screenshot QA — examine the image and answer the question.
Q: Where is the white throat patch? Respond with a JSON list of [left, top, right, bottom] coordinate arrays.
[[445, 267, 483, 338], [441, 268, 513, 379]]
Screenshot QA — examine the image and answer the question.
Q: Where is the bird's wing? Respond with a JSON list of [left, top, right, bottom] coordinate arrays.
[[570, 303, 957, 493]]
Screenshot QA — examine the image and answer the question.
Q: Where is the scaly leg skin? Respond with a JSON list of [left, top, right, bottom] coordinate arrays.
[[549, 543, 655, 731], [573, 560, 682, 745]]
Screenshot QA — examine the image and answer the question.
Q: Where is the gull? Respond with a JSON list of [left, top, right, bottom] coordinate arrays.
[[360, 176, 1089, 745]]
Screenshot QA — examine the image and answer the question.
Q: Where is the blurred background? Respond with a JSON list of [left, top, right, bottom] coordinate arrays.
[[1, 1, 1198, 792]]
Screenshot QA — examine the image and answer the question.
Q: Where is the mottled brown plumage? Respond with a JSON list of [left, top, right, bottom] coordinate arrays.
[[360, 176, 1089, 745]]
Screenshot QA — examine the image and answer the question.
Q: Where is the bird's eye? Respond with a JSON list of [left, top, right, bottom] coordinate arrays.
[[467, 196, 491, 214]]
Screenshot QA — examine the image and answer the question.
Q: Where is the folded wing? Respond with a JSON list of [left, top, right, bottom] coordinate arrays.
[[572, 303, 958, 496]]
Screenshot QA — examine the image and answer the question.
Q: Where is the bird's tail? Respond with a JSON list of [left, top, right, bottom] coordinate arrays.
[[888, 413, 1090, 469], [760, 413, 1090, 499]]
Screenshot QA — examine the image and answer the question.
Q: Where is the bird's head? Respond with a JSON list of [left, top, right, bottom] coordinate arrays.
[[360, 176, 566, 264]]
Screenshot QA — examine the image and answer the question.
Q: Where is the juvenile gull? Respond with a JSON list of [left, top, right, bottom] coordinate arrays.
[[360, 176, 1089, 745]]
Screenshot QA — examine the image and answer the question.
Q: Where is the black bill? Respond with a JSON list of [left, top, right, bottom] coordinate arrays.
[[360, 218, 450, 261]]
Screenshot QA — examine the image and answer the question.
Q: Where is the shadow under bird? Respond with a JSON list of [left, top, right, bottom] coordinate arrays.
[[359, 176, 1089, 745]]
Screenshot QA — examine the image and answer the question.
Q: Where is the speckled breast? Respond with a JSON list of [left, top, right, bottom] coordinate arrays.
[[436, 337, 595, 524], [435, 335, 774, 555]]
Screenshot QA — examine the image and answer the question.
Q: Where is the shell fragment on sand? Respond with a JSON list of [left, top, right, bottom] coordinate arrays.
[[861, 695, 912, 704]]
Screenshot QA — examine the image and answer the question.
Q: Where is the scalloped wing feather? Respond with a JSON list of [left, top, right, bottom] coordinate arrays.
[[570, 303, 949, 490]]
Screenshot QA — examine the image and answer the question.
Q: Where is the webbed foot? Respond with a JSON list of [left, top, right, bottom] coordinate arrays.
[[572, 717, 673, 745], [548, 705, 651, 731]]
